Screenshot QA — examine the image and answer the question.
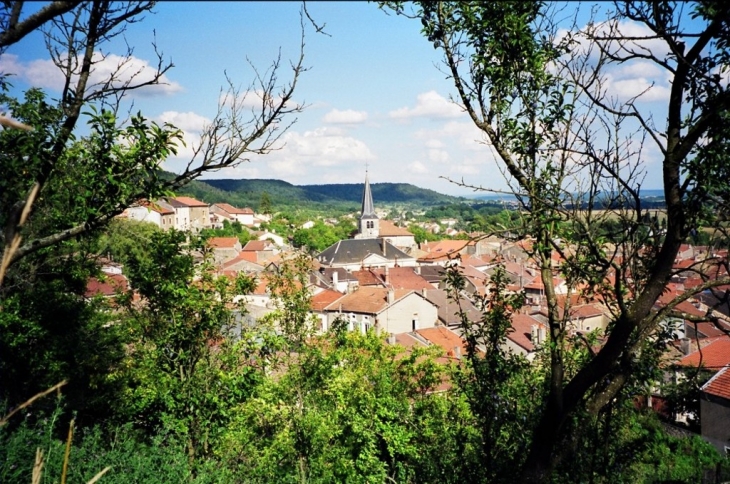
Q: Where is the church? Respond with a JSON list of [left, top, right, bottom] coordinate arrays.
[[316, 172, 417, 270]]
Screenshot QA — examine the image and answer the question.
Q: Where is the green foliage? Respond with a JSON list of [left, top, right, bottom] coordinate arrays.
[[218, 328, 478, 483], [118, 230, 262, 460], [92, 217, 163, 269], [445, 264, 543, 482], [408, 223, 441, 244], [0, 89, 181, 249], [0, 410, 230, 483], [292, 220, 351, 253], [191, 177, 464, 212], [0, 249, 127, 422]]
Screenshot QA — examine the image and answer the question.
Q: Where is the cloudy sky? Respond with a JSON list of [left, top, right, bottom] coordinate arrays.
[[2, 2, 684, 196]]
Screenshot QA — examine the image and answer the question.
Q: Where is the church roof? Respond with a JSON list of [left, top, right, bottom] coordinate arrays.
[[316, 239, 413, 267], [361, 173, 376, 218]]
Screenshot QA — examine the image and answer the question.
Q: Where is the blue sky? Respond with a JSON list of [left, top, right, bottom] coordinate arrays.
[[3, 2, 688, 196]]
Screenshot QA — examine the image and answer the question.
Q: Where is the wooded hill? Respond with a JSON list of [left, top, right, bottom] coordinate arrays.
[[175, 176, 466, 211]]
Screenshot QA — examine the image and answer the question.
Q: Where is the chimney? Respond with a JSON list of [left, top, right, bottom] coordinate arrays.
[[387, 290, 394, 304], [680, 337, 691, 356], [421, 288, 428, 298], [415, 265, 421, 275], [382, 239, 387, 257], [387, 333, 396, 345], [384, 266, 389, 284], [531, 324, 538, 343], [537, 325, 546, 345], [453, 346, 461, 360], [332, 270, 339, 287]]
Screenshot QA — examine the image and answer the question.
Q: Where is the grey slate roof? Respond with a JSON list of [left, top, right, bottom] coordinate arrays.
[[316, 239, 412, 267], [360, 174, 377, 219]]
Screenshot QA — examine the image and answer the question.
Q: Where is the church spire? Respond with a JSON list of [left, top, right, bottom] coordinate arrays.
[[358, 166, 379, 239], [361, 168, 375, 217]]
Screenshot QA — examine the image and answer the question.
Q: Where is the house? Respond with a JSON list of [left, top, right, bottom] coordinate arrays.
[[421, 288, 482, 328], [317, 239, 416, 270], [414, 326, 469, 361], [417, 240, 473, 266], [310, 289, 345, 332], [323, 286, 438, 335], [219, 252, 265, 275], [207, 237, 242, 264], [85, 273, 129, 300], [167, 196, 210, 232], [699, 366, 730, 454], [210, 203, 255, 226], [242, 239, 279, 264], [505, 313, 547, 361], [378, 220, 416, 252], [257, 231, 285, 247], [314, 267, 359, 293], [124, 200, 175, 230]]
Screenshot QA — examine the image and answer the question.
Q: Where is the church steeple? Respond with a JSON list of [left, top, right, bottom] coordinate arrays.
[[358, 167, 379, 238]]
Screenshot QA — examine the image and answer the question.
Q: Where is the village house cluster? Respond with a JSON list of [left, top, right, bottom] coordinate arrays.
[[88, 174, 730, 455]]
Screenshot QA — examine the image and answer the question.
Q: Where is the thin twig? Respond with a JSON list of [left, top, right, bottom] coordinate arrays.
[[0, 379, 67, 426]]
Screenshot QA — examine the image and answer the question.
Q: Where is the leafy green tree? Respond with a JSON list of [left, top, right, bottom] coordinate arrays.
[[92, 218, 163, 269], [259, 191, 273, 215], [292, 220, 340, 253], [408, 224, 441, 244], [0, 251, 127, 423], [0, 1, 305, 279], [219, 320, 477, 483], [383, 1, 730, 480], [118, 230, 261, 461]]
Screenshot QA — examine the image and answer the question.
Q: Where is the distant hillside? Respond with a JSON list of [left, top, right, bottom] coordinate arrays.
[[174, 177, 465, 212]]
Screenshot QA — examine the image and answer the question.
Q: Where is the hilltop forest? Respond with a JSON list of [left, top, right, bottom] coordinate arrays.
[[174, 175, 465, 213]]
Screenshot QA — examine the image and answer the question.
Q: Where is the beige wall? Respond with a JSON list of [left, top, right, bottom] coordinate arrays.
[[189, 206, 210, 232], [376, 293, 438, 334]]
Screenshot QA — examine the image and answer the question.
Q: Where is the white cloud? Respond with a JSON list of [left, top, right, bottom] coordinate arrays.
[[248, 127, 375, 178], [607, 76, 671, 102], [428, 149, 449, 163], [414, 120, 487, 152], [408, 161, 429, 174], [388, 90, 464, 120], [0, 52, 182, 97], [156, 111, 211, 162], [323, 108, 368, 124], [158, 111, 210, 132]]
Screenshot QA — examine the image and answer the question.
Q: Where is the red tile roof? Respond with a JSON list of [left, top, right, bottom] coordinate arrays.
[[678, 337, 730, 370], [370, 267, 433, 291], [85, 273, 128, 298], [416, 326, 468, 357], [417, 240, 471, 262], [214, 202, 254, 215], [702, 366, 730, 400], [324, 287, 412, 314], [140, 200, 174, 215], [207, 237, 240, 249], [311, 289, 344, 312], [170, 196, 208, 207], [394, 332, 426, 349], [220, 252, 261, 270], [352, 269, 384, 287], [509, 313, 546, 352], [243, 240, 272, 252], [378, 220, 414, 237]]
